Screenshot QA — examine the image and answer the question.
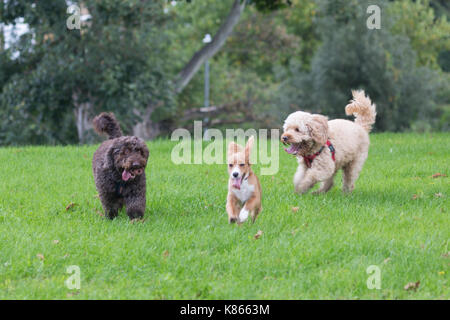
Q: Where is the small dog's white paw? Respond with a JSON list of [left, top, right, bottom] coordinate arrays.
[[239, 208, 249, 223]]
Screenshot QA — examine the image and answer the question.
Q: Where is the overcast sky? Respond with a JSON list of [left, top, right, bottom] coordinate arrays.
[[2, 18, 29, 50]]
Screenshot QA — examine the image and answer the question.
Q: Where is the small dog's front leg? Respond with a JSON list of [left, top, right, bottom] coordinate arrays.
[[226, 194, 240, 223], [239, 195, 260, 224], [239, 207, 249, 223]]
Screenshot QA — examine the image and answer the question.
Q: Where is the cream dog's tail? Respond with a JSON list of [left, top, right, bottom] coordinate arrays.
[[345, 90, 376, 133]]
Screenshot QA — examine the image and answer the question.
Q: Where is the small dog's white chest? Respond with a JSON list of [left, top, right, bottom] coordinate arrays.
[[232, 179, 255, 203]]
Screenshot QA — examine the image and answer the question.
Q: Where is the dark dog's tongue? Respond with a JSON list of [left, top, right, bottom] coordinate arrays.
[[285, 144, 300, 155], [232, 177, 242, 190], [122, 170, 131, 181]]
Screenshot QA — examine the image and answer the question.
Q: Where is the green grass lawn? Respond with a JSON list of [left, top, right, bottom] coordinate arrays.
[[0, 133, 448, 299]]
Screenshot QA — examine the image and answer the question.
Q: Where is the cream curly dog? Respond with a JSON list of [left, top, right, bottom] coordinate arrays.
[[281, 90, 376, 194]]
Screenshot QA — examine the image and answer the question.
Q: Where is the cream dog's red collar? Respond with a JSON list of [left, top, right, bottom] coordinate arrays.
[[303, 140, 336, 168]]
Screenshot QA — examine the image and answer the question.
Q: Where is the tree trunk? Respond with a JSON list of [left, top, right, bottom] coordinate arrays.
[[0, 25, 4, 52], [174, 0, 246, 93], [0, 0, 3, 52], [72, 91, 93, 144], [132, 105, 161, 140]]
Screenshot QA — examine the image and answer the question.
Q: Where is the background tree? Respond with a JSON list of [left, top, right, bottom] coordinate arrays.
[[273, 0, 448, 131], [0, 0, 174, 144], [0, 0, 448, 145]]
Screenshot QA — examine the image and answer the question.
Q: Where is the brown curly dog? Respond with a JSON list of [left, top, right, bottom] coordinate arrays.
[[92, 112, 149, 220]]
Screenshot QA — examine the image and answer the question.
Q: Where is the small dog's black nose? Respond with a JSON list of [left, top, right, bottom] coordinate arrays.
[[132, 161, 140, 167], [232, 172, 239, 178], [282, 136, 288, 142]]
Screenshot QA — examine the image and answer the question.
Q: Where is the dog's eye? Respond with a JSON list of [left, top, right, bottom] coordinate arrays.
[[239, 164, 245, 167], [295, 128, 300, 132], [228, 164, 233, 167]]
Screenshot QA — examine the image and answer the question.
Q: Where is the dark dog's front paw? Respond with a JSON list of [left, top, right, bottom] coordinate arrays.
[[127, 210, 144, 220], [105, 210, 119, 219]]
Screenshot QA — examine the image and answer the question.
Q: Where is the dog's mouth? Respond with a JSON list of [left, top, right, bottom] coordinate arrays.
[[232, 175, 245, 190], [121, 167, 144, 181], [284, 143, 301, 155]]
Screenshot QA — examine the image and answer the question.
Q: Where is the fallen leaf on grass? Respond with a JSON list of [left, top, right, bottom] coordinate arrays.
[[412, 194, 419, 200], [441, 252, 450, 258], [130, 218, 146, 224], [383, 257, 391, 264], [65, 202, 77, 211], [404, 281, 420, 291], [52, 240, 60, 245], [291, 207, 299, 213], [36, 254, 45, 261], [95, 210, 104, 217], [438, 271, 445, 275], [67, 291, 80, 297], [434, 193, 442, 198], [254, 230, 263, 239], [163, 250, 170, 258], [431, 173, 446, 178]]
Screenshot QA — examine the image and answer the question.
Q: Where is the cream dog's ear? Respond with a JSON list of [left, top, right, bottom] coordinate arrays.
[[306, 115, 328, 145], [245, 136, 254, 164], [228, 142, 243, 159]]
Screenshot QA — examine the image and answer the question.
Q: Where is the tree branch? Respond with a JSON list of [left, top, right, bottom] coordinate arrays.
[[174, 0, 246, 93], [181, 100, 247, 121]]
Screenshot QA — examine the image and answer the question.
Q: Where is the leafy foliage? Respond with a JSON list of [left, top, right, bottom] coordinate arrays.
[[0, 0, 174, 145], [389, 0, 450, 70], [273, 0, 447, 131], [0, 0, 448, 145]]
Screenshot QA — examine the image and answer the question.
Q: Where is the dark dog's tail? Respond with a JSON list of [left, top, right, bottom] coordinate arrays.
[[93, 112, 123, 139]]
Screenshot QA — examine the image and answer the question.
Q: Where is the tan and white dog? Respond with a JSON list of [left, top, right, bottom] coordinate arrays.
[[226, 136, 262, 224]]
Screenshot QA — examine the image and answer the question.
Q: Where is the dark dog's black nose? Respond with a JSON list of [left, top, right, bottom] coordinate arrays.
[[232, 172, 239, 178], [282, 136, 288, 142]]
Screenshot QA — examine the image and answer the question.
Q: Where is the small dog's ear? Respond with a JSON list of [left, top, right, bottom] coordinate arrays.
[[245, 136, 255, 163], [228, 142, 242, 159], [306, 115, 328, 145]]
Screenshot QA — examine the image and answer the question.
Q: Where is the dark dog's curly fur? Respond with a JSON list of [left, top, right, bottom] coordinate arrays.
[[92, 112, 149, 220]]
